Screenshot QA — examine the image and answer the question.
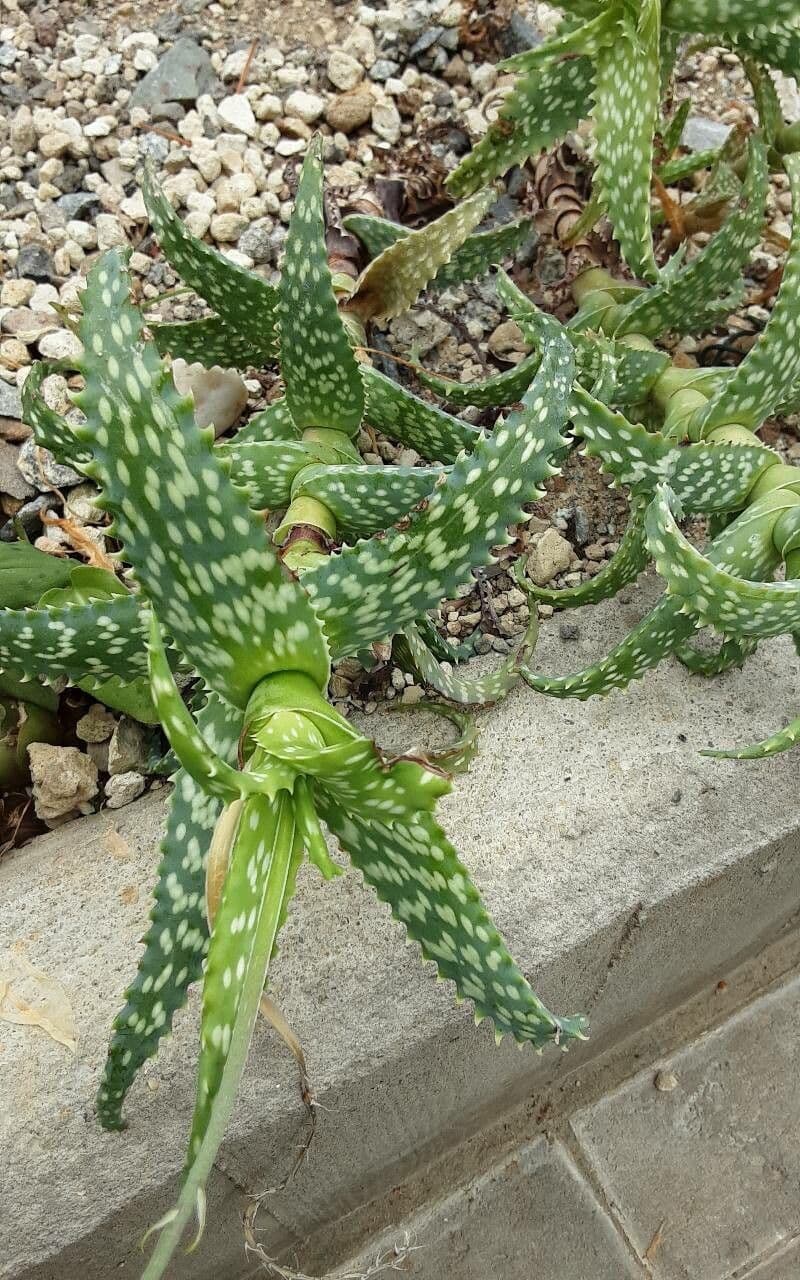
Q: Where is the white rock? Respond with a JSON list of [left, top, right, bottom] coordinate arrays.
[[95, 213, 127, 250], [134, 47, 158, 73], [210, 211, 246, 242], [105, 771, 146, 810], [29, 283, 59, 312], [120, 190, 147, 220], [28, 743, 98, 823], [39, 131, 73, 159], [285, 89, 326, 124], [328, 49, 364, 91], [218, 94, 258, 137], [276, 136, 305, 157], [343, 24, 376, 66], [1, 279, 35, 307], [255, 93, 282, 121], [221, 47, 250, 80], [371, 99, 401, 144], [38, 329, 83, 361], [172, 359, 249, 435], [526, 528, 575, 586], [65, 219, 97, 249], [65, 481, 103, 525], [184, 209, 211, 238], [84, 115, 116, 138], [108, 717, 149, 776]]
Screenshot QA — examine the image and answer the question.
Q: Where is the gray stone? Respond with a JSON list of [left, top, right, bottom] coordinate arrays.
[[28, 743, 98, 823], [681, 114, 731, 153], [17, 438, 82, 490], [105, 771, 146, 809], [237, 221, 275, 264], [15, 244, 56, 282], [497, 13, 543, 59], [343, 1141, 640, 1278], [572, 975, 800, 1278], [108, 716, 149, 776], [57, 191, 99, 220], [743, 1240, 800, 1278], [0, 440, 34, 500], [130, 38, 217, 111], [526, 527, 574, 585], [0, 382, 23, 422]]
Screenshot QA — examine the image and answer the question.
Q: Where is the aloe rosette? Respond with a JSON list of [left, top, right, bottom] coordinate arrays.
[[2, 137, 592, 1278]]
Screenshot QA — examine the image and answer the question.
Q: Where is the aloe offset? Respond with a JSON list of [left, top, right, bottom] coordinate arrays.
[[0, 136, 592, 1277]]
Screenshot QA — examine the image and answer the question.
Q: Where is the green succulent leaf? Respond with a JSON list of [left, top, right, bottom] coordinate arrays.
[[141, 792, 299, 1280], [417, 349, 542, 408], [222, 438, 319, 511], [229, 398, 299, 446], [592, 2, 661, 282], [150, 314, 275, 369], [664, 1, 800, 34], [346, 189, 496, 323], [521, 498, 649, 609], [21, 359, 89, 468], [520, 492, 784, 699], [446, 57, 594, 198], [725, 24, 800, 79], [394, 614, 537, 706], [0, 591, 148, 689], [692, 154, 800, 435], [361, 365, 479, 463], [414, 613, 481, 664], [97, 690, 243, 1130], [745, 61, 783, 145], [657, 147, 723, 185], [344, 215, 534, 290], [616, 137, 769, 340], [676, 633, 756, 676], [304, 319, 573, 657], [72, 250, 330, 706], [645, 484, 800, 640], [660, 97, 692, 155], [292, 462, 447, 540], [317, 797, 588, 1048], [142, 163, 278, 360], [278, 135, 364, 435], [498, 5, 618, 73], [0, 540, 73, 608], [702, 713, 800, 759]]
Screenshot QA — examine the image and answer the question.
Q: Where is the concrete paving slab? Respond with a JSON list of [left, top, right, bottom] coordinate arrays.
[[3, 585, 800, 1277], [340, 1138, 644, 1279], [739, 1237, 800, 1278], [572, 975, 800, 1280]]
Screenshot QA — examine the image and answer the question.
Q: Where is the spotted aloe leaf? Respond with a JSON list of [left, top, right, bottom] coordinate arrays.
[[361, 366, 479, 463], [522, 498, 649, 610], [150, 314, 273, 369], [745, 60, 783, 145], [702, 711, 800, 759], [278, 135, 364, 435], [345, 189, 496, 324], [292, 462, 447, 540], [142, 163, 278, 360], [660, 97, 692, 155], [645, 485, 800, 640], [97, 691, 242, 1130], [394, 614, 538, 706], [657, 147, 723, 185], [447, 57, 594, 198], [615, 137, 769, 340], [71, 250, 329, 706], [520, 492, 785, 700], [724, 24, 800, 79], [141, 792, 299, 1280], [663, 0, 800, 33], [316, 796, 587, 1048], [498, 6, 618, 73], [0, 590, 147, 689], [692, 155, 800, 436], [592, 0, 661, 282], [232, 398, 300, 445], [417, 349, 542, 408], [343, 214, 534, 291], [21, 360, 89, 468], [304, 320, 574, 657], [676, 634, 756, 677]]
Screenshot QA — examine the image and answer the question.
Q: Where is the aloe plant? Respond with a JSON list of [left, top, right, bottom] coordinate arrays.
[[1, 137, 591, 1277], [446, 0, 800, 280]]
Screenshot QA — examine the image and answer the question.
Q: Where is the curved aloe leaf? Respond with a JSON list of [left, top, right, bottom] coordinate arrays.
[[71, 250, 330, 705], [304, 320, 573, 656], [725, 24, 800, 79], [21, 360, 89, 468], [230, 398, 299, 446], [592, 1, 661, 282], [361, 365, 479, 463], [693, 153, 800, 435], [676, 633, 756, 676], [616, 136, 769, 339], [278, 135, 364, 435], [0, 592, 147, 688], [702, 713, 800, 759], [664, 1, 800, 33], [317, 797, 587, 1048], [418, 350, 541, 408], [394, 614, 537, 705], [498, 6, 618, 73], [292, 462, 447, 540], [346, 189, 495, 324], [97, 691, 243, 1130], [447, 57, 594, 198], [150, 314, 273, 369], [142, 164, 278, 360], [522, 498, 649, 609], [141, 793, 299, 1280], [0, 540, 73, 608], [645, 484, 800, 639], [344, 214, 534, 290], [222, 438, 318, 510]]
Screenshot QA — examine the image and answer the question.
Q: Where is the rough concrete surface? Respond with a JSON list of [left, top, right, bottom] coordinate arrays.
[[2, 589, 800, 1278]]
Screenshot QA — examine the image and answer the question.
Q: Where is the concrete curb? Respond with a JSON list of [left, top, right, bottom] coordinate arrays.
[[3, 589, 800, 1278]]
